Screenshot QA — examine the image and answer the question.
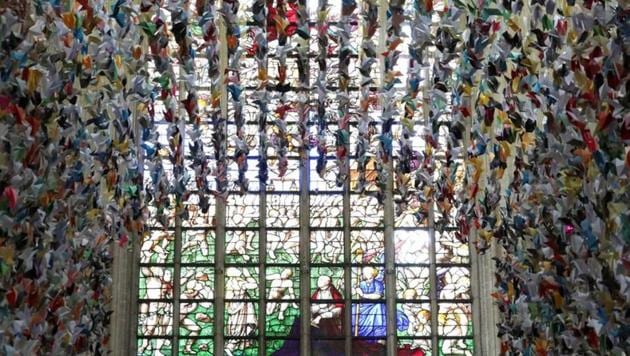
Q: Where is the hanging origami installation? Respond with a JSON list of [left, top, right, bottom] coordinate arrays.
[[0, 0, 145, 353], [0, 0, 627, 354]]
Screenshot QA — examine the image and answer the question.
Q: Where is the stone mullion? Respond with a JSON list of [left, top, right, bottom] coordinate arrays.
[[428, 121, 440, 351], [213, 1, 229, 353], [339, 1, 354, 353], [296, 0, 311, 354], [378, 0, 398, 354]]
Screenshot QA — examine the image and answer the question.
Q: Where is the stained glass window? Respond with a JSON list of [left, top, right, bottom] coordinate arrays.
[[137, 0, 474, 355]]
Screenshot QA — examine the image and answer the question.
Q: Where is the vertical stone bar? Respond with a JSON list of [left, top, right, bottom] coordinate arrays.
[[299, 136, 311, 355], [256, 0, 268, 349], [258, 198, 267, 356], [338, 0, 353, 352], [214, 4, 228, 354], [473, 75, 502, 355], [423, 61, 439, 353], [111, 110, 140, 353], [378, 0, 397, 354], [171, 39, 189, 356], [471, 215, 500, 355], [296, 1, 311, 353], [258, 141, 267, 354], [383, 116, 398, 356], [128, 234, 141, 356], [461, 91, 485, 356], [343, 183, 352, 356], [214, 187, 226, 356], [129, 213, 141, 354], [109, 0, 141, 352], [111, 204, 140, 355], [299, 89, 311, 353], [172, 201, 183, 355], [254, 0, 269, 352]]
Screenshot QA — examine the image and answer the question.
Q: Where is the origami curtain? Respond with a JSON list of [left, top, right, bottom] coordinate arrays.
[[0, 0, 628, 354]]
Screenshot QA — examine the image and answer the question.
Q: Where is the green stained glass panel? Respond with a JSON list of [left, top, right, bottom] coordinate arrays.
[[225, 340, 259, 356], [265, 266, 300, 334], [181, 230, 215, 263], [141, 230, 174, 264], [180, 267, 214, 300], [179, 338, 213, 355], [437, 303, 473, 337], [265, 306, 300, 336], [139, 267, 173, 300], [137, 302, 173, 337], [397, 267, 431, 299], [266, 266, 300, 295], [137, 338, 173, 356], [438, 338, 474, 356], [225, 230, 258, 263], [179, 302, 213, 337], [266, 230, 299, 263]]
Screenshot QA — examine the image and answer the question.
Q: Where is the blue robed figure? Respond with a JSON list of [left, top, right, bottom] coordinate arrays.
[[352, 266, 387, 338], [352, 266, 410, 341]]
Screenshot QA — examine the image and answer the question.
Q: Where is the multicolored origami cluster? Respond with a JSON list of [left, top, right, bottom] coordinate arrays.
[[0, 0, 627, 354], [449, 0, 630, 353], [0, 0, 144, 353]]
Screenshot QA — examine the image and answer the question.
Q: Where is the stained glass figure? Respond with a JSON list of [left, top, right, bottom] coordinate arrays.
[[181, 230, 214, 263], [398, 302, 431, 337], [352, 266, 386, 338], [436, 267, 471, 300], [225, 267, 259, 353], [141, 231, 174, 264], [265, 268, 300, 336], [310, 267, 344, 296], [311, 275, 345, 355], [226, 230, 258, 263], [266, 268, 299, 321], [180, 268, 214, 300], [397, 267, 431, 299], [310, 195, 344, 227], [266, 230, 299, 263], [138, 338, 173, 356], [311, 230, 344, 263]]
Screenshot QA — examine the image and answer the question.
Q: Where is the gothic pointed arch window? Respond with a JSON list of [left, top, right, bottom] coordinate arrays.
[[135, 0, 477, 355]]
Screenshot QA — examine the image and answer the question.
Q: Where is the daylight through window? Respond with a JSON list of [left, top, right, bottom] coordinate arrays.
[[137, 0, 474, 355]]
